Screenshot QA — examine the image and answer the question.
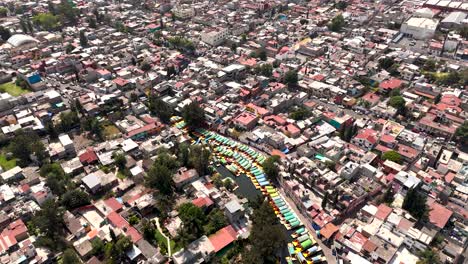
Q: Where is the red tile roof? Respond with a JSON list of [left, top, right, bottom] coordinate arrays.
[[320, 223, 339, 240], [126, 226, 143, 243], [379, 78, 403, 90], [192, 197, 214, 208], [79, 148, 98, 164], [429, 202, 452, 229], [104, 197, 123, 212], [208, 225, 238, 252], [107, 212, 128, 229], [375, 204, 392, 220]]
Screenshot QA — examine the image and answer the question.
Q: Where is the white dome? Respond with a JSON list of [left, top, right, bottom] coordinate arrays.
[[7, 34, 39, 47]]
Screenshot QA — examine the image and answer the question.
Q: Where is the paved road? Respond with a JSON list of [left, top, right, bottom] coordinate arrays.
[[278, 189, 337, 264]]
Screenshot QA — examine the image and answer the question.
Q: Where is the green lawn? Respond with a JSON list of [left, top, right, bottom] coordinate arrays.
[[103, 125, 121, 139], [0, 154, 17, 171], [155, 229, 181, 255], [0, 82, 30, 96]]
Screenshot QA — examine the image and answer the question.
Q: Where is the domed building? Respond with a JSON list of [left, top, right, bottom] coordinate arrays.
[[2, 34, 39, 52]]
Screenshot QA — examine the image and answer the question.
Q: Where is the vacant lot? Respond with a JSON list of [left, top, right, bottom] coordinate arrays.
[[0, 82, 30, 96]]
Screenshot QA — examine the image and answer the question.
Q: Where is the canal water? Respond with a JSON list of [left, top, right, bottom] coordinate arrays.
[[215, 165, 260, 201]]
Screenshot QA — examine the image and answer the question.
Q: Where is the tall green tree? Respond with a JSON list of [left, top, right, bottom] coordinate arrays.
[[182, 101, 205, 130], [148, 96, 174, 123], [62, 249, 81, 264], [328, 14, 345, 32], [31, 199, 65, 251], [403, 188, 429, 222], [455, 121, 468, 146], [262, 155, 280, 181], [61, 189, 91, 210], [284, 70, 298, 87], [178, 203, 206, 239], [417, 249, 441, 264], [8, 130, 46, 166], [189, 145, 211, 175], [242, 200, 286, 262], [0, 26, 11, 41], [79, 30, 87, 47]]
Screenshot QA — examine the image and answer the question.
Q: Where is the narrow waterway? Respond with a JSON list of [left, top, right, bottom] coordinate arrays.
[[215, 165, 260, 201]]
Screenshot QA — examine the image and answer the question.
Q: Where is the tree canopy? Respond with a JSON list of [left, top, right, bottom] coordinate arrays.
[[61, 189, 91, 210], [262, 155, 280, 181], [328, 14, 345, 32], [417, 249, 441, 264], [8, 130, 46, 166], [455, 121, 468, 146], [182, 101, 205, 130], [242, 200, 286, 262], [188, 145, 211, 176], [403, 188, 429, 222], [284, 70, 298, 87], [148, 96, 174, 123], [146, 152, 178, 196], [31, 199, 66, 251], [33, 13, 60, 30], [381, 150, 402, 164], [388, 96, 406, 110], [62, 248, 81, 264]]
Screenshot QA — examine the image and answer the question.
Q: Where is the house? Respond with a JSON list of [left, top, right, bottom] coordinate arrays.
[[172, 235, 215, 264], [232, 112, 258, 130], [351, 129, 378, 151], [173, 168, 199, 189], [224, 200, 244, 224], [1, 166, 23, 182], [59, 134, 76, 156], [379, 78, 403, 94], [207, 225, 238, 253]]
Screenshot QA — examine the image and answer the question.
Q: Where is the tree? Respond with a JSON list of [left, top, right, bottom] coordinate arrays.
[[336, 1, 348, 10], [403, 188, 429, 222], [204, 209, 227, 235], [58, 0, 79, 25], [242, 200, 286, 262], [178, 203, 206, 239], [146, 157, 174, 195], [8, 130, 45, 166], [178, 143, 190, 167], [300, 18, 308, 25], [140, 61, 151, 72], [255, 64, 273, 77], [379, 57, 395, 70], [417, 249, 441, 264], [0, 7, 8, 17], [91, 238, 105, 256], [284, 70, 298, 88], [257, 49, 267, 61], [33, 13, 60, 30], [182, 101, 205, 130], [262, 155, 280, 181], [328, 14, 345, 32], [189, 145, 211, 175], [423, 59, 437, 72], [379, 186, 395, 205], [113, 152, 126, 170], [79, 30, 87, 47], [455, 121, 468, 146], [388, 96, 406, 110], [59, 111, 79, 132], [231, 43, 237, 52], [381, 150, 402, 164], [62, 248, 81, 264], [88, 17, 97, 28], [42, 163, 69, 196], [31, 199, 65, 251], [0, 26, 11, 41], [459, 26, 468, 39], [61, 189, 90, 210], [148, 96, 174, 123], [322, 192, 329, 209], [289, 107, 311, 120]]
